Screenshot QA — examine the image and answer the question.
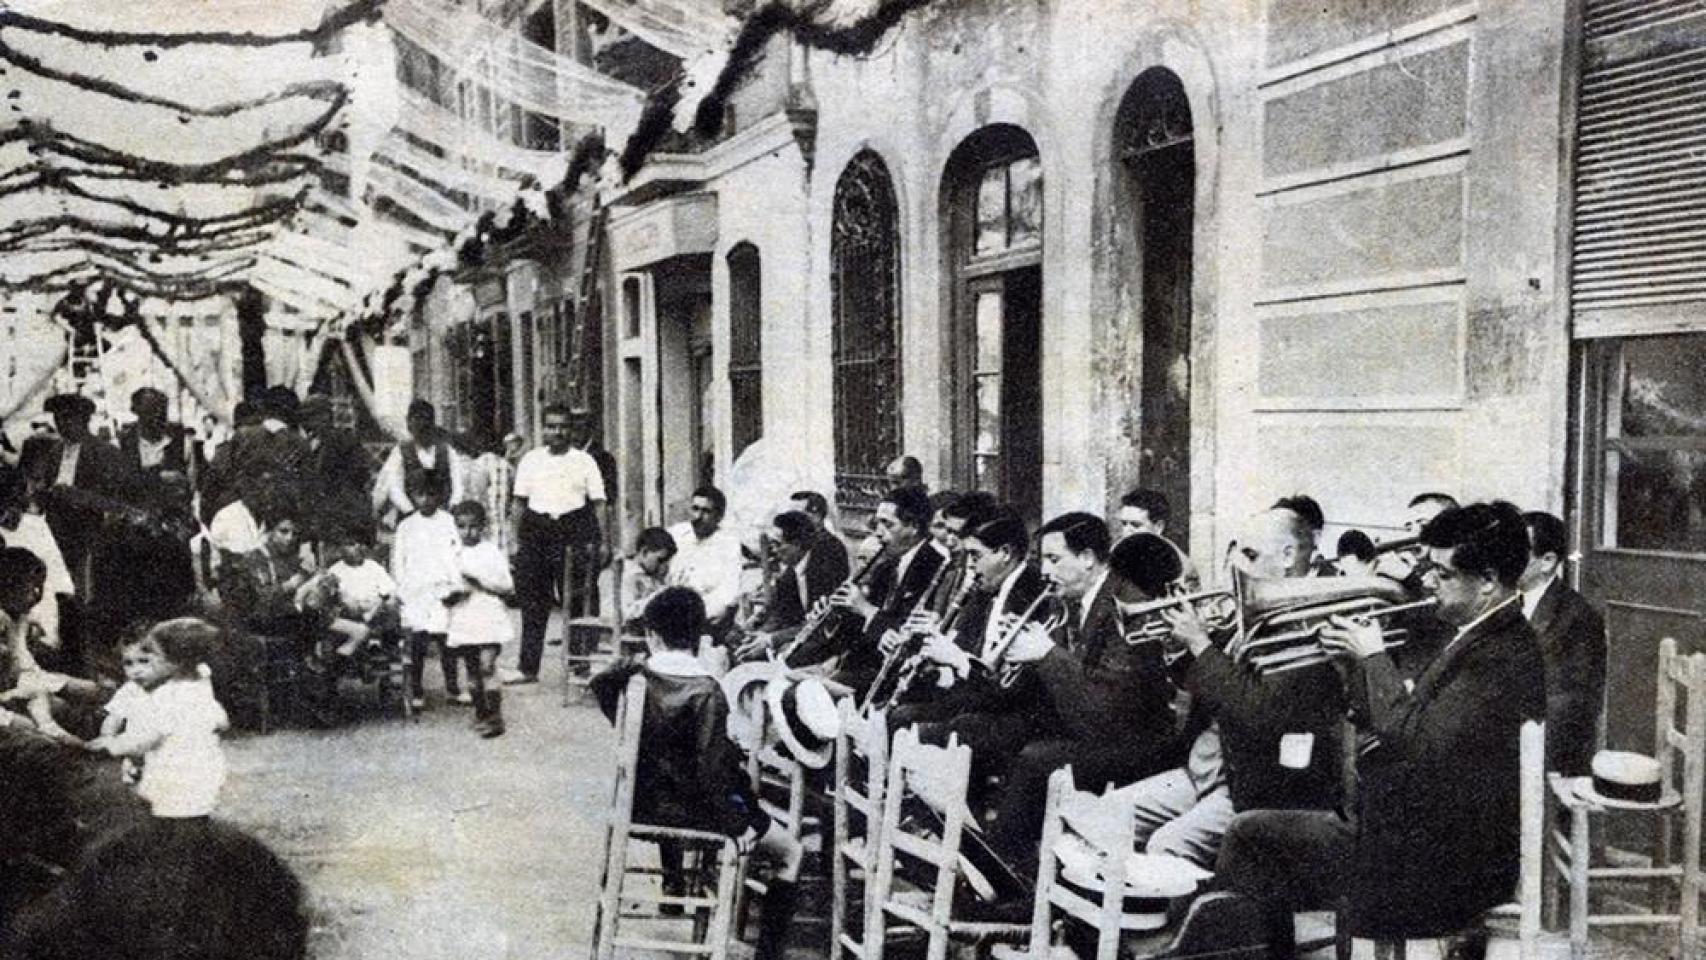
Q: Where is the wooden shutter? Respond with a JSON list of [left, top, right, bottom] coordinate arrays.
[[1573, 0, 1706, 337]]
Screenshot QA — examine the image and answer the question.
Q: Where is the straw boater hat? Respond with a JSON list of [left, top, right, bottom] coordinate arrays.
[[1051, 838, 1211, 931], [720, 660, 784, 755], [1576, 749, 1672, 809], [766, 674, 841, 769]]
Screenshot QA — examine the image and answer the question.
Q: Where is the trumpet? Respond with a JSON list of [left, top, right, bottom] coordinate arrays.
[[1241, 596, 1439, 675], [1115, 579, 1244, 647], [982, 584, 1064, 689]]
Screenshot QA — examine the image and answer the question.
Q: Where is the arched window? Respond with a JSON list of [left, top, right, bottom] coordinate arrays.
[[831, 151, 903, 513], [727, 243, 763, 460]]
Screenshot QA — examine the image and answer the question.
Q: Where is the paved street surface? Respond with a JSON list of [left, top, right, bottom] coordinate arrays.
[[221, 635, 611, 960]]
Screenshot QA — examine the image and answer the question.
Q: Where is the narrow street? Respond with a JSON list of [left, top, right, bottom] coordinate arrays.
[[220, 637, 611, 960]]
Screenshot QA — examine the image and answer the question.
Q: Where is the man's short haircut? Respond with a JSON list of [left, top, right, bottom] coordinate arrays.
[[0, 546, 46, 586], [1408, 491, 1459, 511], [644, 586, 705, 650], [942, 490, 999, 527], [407, 399, 436, 422], [1268, 505, 1318, 552], [1522, 510, 1569, 560], [964, 508, 1028, 559], [692, 484, 727, 517], [1420, 500, 1530, 588], [888, 455, 923, 482], [636, 526, 678, 556], [541, 402, 578, 423], [405, 469, 449, 501], [1272, 494, 1324, 533], [881, 484, 933, 531], [772, 511, 816, 547], [929, 490, 960, 516], [450, 500, 487, 525], [131, 386, 167, 408], [1119, 488, 1171, 526], [1037, 512, 1112, 561], [790, 490, 829, 520], [1336, 529, 1376, 563]]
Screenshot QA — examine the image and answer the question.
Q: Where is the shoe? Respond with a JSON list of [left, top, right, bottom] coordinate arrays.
[[501, 672, 539, 686], [409, 696, 426, 710], [451, 690, 473, 705], [480, 720, 506, 739]]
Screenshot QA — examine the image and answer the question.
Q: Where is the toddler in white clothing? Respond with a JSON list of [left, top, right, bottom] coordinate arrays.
[[89, 618, 230, 818], [391, 473, 465, 708], [322, 524, 401, 659], [444, 501, 514, 738]]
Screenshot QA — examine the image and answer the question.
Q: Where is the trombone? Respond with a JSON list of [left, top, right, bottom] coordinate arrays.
[[1238, 596, 1439, 675]]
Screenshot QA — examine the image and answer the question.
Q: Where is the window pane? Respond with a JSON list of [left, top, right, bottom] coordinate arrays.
[[1607, 447, 1706, 552], [1009, 155, 1042, 247], [975, 290, 1003, 373], [975, 166, 1007, 256], [975, 372, 1002, 458], [1618, 335, 1706, 439]]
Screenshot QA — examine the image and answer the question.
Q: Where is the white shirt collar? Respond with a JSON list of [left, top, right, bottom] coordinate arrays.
[[1520, 575, 1554, 622], [648, 649, 713, 678]]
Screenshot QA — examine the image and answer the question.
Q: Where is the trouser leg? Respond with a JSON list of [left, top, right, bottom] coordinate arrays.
[[1215, 809, 1354, 960], [515, 513, 567, 679]]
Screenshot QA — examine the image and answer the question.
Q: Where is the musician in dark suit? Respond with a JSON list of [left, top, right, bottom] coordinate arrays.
[[732, 510, 850, 662], [826, 484, 946, 696], [891, 508, 1042, 728], [1519, 510, 1607, 777], [978, 513, 1179, 879], [1216, 501, 1547, 955]]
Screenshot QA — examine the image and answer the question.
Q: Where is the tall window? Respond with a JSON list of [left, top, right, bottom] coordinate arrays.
[[831, 151, 903, 514], [727, 243, 763, 460]]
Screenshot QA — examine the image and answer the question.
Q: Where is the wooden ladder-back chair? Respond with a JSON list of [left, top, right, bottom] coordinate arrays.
[[869, 728, 1030, 960], [564, 552, 631, 705], [591, 673, 745, 960], [832, 702, 889, 960], [1549, 638, 1705, 960], [735, 702, 818, 937], [1023, 765, 1146, 960]]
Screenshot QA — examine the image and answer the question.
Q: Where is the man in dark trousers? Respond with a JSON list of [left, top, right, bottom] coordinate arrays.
[[1519, 510, 1607, 776], [1214, 501, 1547, 957]]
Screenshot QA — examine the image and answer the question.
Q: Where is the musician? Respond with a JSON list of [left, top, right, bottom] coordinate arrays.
[[884, 455, 923, 487], [972, 513, 1178, 884], [1117, 487, 1199, 590], [1519, 510, 1606, 776], [731, 510, 849, 662], [1216, 501, 1546, 954], [788, 489, 852, 567], [824, 484, 945, 696], [889, 508, 1041, 727], [926, 491, 998, 618], [1272, 494, 1335, 576]]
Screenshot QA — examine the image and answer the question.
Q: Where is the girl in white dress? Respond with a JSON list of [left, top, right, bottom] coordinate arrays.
[[89, 618, 229, 818], [445, 501, 514, 738]]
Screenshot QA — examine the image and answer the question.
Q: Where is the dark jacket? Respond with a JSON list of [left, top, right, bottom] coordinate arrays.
[[117, 423, 190, 479], [590, 658, 765, 839], [848, 542, 949, 669], [1187, 645, 1346, 814], [1529, 579, 1607, 777], [1033, 573, 1175, 745], [303, 428, 374, 540], [759, 531, 851, 632], [41, 436, 136, 575], [953, 563, 1047, 660], [1344, 600, 1546, 938]]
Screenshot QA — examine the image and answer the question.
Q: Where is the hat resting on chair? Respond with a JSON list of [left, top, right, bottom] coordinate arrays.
[[721, 660, 783, 755], [766, 675, 840, 769]]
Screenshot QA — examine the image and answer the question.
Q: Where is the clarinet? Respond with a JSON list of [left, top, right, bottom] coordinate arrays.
[[775, 549, 884, 665], [868, 565, 983, 714], [981, 584, 1063, 689], [859, 558, 953, 712]]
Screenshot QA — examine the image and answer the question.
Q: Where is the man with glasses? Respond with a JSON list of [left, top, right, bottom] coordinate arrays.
[[1213, 501, 1545, 958]]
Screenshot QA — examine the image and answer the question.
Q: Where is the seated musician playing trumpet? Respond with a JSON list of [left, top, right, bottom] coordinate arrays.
[[1214, 501, 1546, 958]]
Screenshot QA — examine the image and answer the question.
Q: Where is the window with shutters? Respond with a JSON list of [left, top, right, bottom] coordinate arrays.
[[831, 151, 903, 516], [727, 243, 763, 460]]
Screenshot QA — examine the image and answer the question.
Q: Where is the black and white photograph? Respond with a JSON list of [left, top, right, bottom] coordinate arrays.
[[0, 1, 1701, 959]]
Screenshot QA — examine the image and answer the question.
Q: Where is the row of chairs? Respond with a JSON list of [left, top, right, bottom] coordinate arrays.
[[590, 639, 1706, 960]]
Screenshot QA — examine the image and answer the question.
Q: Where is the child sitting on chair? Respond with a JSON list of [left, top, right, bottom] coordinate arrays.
[[590, 587, 803, 960], [620, 526, 677, 626], [321, 522, 400, 661]]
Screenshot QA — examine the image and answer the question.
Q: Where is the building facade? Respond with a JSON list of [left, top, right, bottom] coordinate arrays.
[[409, 0, 1706, 751]]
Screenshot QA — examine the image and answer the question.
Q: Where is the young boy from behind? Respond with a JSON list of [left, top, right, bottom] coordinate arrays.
[[590, 587, 802, 960]]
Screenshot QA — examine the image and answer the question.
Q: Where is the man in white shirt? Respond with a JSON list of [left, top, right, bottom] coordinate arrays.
[[667, 484, 744, 634], [506, 405, 608, 684], [374, 400, 465, 523]]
